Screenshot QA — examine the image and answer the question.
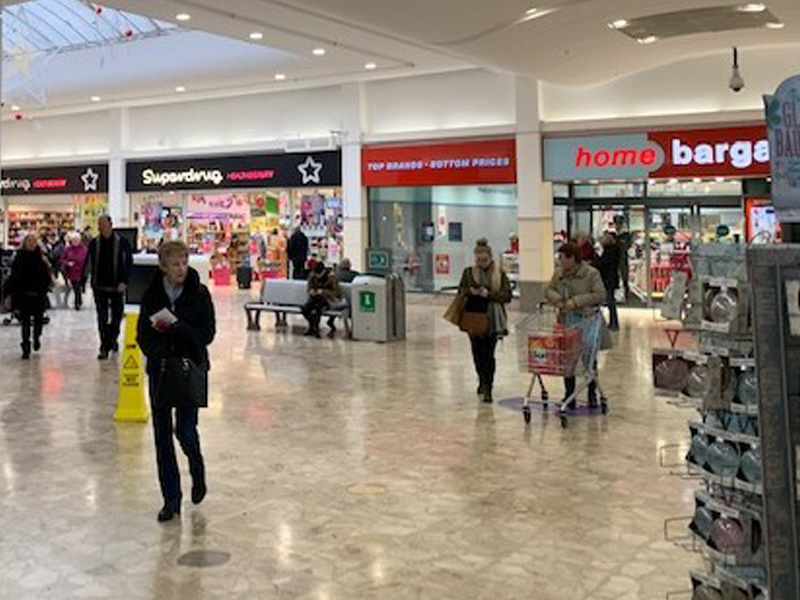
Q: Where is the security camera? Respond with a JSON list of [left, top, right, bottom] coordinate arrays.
[[729, 47, 745, 93]]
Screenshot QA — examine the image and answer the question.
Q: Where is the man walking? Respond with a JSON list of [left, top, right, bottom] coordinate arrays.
[[287, 227, 309, 280], [87, 215, 133, 360]]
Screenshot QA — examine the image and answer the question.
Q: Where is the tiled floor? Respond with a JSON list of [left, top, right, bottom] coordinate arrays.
[[0, 287, 700, 599]]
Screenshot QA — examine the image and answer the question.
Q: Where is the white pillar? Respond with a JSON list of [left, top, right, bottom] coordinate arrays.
[[107, 108, 129, 226], [515, 76, 554, 310], [340, 83, 368, 271]]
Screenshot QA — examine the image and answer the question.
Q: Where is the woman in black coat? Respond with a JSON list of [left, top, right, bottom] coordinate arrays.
[[5, 234, 53, 359], [594, 232, 621, 331], [137, 241, 216, 522]]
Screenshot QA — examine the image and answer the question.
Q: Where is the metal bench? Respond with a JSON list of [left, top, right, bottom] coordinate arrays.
[[244, 279, 352, 337]]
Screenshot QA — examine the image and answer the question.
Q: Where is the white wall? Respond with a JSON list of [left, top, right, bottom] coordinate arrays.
[[2, 111, 112, 162], [541, 45, 800, 124], [365, 69, 516, 135], [126, 86, 345, 153]]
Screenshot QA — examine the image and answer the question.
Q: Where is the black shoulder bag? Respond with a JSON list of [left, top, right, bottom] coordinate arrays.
[[154, 322, 209, 408]]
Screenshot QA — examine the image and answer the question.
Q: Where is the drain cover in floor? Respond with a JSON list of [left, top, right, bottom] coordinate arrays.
[[177, 550, 231, 568]]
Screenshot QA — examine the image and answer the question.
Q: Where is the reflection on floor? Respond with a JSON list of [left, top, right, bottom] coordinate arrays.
[[0, 288, 699, 599]]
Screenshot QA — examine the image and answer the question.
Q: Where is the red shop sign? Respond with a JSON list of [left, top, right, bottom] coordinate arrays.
[[363, 139, 517, 186], [648, 125, 770, 178]]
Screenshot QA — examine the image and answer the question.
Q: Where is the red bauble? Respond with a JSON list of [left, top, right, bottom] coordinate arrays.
[[14, 113, 23, 121], [124, 29, 133, 38]]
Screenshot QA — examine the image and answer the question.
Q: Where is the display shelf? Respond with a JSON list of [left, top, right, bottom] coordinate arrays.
[[689, 421, 760, 447], [687, 464, 763, 496]]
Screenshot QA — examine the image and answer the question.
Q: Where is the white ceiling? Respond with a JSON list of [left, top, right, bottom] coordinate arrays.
[[4, 0, 800, 112]]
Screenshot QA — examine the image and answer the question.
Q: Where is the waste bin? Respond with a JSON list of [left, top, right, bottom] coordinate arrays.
[[352, 274, 406, 342]]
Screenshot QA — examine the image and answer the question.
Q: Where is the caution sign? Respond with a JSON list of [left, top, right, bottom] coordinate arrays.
[[115, 313, 149, 423]]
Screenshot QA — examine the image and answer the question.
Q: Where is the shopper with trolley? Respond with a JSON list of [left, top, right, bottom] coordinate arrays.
[[545, 242, 607, 409]]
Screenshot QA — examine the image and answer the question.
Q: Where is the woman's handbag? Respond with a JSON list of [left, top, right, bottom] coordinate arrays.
[[443, 295, 466, 326], [155, 357, 209, 408], [460, 311, 490, 336]]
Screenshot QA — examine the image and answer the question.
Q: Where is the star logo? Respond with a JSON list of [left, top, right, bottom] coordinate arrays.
[[81, 168, 100, 192], [297, 156, 323, 185]]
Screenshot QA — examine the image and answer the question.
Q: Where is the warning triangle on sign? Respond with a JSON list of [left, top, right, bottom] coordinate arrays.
[[123, 355, 139, 370]]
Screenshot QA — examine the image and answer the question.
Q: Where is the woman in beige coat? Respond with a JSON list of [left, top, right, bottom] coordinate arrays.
[[545, 242, 606, 408]]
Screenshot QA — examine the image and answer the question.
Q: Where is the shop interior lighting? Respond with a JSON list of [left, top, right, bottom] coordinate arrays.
[[737, 3, 766, 12], [766, 21, 785, 29], [90, 95, 101, 102], [608, 19, 629, 30], [364, 62, 377, 70], [11, 105, 20, 111], [249, 32, 264, 40], [716, 177, 726, 183], [176, 13, 191, 22], [175, 86, 186, 93], [313, 48, 326, 56], [637, 35, 659, 44], [274, 73, 286, 81]]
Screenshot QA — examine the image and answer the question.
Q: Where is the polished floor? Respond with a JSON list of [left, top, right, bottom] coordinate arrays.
[[0, 287, 700, 599]]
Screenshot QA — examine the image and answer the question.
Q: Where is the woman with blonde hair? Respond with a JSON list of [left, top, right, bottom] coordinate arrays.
[[456, 238, 512, 403]]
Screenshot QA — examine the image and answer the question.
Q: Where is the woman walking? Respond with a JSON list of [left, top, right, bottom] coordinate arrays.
[[4, 234, 53, 359], [594, 232, 621, 331], [61, 232, 89, 310], [457, 238, 512, 404], [137, 241, 216, 522]]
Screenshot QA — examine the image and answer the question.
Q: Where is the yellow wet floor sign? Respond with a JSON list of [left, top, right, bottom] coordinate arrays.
[[115, 313, 149, 423]]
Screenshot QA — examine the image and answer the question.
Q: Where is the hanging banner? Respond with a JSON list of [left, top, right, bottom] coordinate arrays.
[[765, 75, 800, 222]]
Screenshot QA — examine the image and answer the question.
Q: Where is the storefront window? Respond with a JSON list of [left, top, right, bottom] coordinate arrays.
[[370, 185, 518, 293], [3, 195, 108, 248], [647, 179, 742, 197], [574, 183, 645, 199], [698, 207, 744, 242]]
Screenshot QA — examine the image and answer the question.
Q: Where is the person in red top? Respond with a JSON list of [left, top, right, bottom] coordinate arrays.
[[60, 232, 89, 310], [573, 231, 596, 263]]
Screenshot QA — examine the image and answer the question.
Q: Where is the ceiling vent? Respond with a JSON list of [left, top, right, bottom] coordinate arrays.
[[613, 4, 782, 41], [284, 136, 338, 153]]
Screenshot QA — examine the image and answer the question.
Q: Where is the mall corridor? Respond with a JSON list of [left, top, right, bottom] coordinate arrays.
[[0, 289, 696, 599]]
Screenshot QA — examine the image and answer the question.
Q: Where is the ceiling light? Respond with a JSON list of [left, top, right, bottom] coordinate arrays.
[[250, 32, 263, 40], [274, 74, 286, 81], [176, 13, 191, 21], [175, 86, 186, 93], [90, 96, 101, 102], [668, 178, 679, 185], [737, 3, 766, 12], [608, 19, 629, 30], [693, 178, 702, 183], [313, 48, 326, 56], [364, 62, 377, 70], [636, 35, 659, 45], [716, 177, 726, 183], [766, 21, 785, 29], [11, 105, 20, 111]]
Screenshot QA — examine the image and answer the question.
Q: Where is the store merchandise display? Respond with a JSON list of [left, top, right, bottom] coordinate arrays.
[[7, 209, 75, 247], [655, 243, 769, 597]]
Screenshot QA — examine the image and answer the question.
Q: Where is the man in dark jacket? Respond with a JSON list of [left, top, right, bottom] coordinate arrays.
[[137, 241, 216, 522], [87, 215, 133, 359], [287, 227, 309, 280], [594, 232, 621, 331]]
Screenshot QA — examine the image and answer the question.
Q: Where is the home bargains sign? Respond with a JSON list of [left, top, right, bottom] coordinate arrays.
[[543, 125, 770, 181], [363, 139, 516, 186]]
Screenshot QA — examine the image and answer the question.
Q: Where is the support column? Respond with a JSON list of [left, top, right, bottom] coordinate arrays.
[[107, 108, 129, 226], [515, 76, 554, 311], [341, 83, 369, 271]]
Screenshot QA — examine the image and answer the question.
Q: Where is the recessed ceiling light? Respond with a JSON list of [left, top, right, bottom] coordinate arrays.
[[608, 19, 629, 30], [738, 3, 766, 12], [693, 178, 702, 183], [274, 74, 286, 81], [766, 21, 785, 29], [716, 177, 726, 183], [249, 32, 263, 40], [636, 35, 659, 45], [668, 178, 679, 185], [90, 96, 101, 102], [11, 105, 20, 111], [175, 86, 186, 93], [176, 13, 191, 21], [364, 62, 377, 70], [313, 48, 326, 56]]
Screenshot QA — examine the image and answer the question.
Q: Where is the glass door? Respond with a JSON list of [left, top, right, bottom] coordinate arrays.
[[647, 207, 694, 302]]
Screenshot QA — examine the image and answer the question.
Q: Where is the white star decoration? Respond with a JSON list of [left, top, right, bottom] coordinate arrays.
[[81, 168, 100, 192], [297, 156, 323, 185]]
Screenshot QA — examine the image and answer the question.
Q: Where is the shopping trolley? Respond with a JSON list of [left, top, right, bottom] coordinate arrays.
[[516, 306, 608, 428]]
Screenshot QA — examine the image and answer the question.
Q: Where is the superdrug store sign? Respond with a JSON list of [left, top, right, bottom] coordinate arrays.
[[127, 151, 341, 192], [1, 164, 108, 195]]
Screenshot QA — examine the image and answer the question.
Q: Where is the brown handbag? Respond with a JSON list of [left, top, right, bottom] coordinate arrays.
[[459, 311, 490, 336], [443, 295, 466, 326]]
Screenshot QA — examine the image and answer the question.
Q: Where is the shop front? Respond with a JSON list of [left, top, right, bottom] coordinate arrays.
[[543, 125, 773, 304], [127, 151, 342, 280], [0, 164, 108, 248], [363, 139, 518, 293]]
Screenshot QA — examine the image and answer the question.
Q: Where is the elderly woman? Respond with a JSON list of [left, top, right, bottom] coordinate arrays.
[[137, 241, 216, 522], [457, 238, 512, 404], [546, 242, 606, 408]]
